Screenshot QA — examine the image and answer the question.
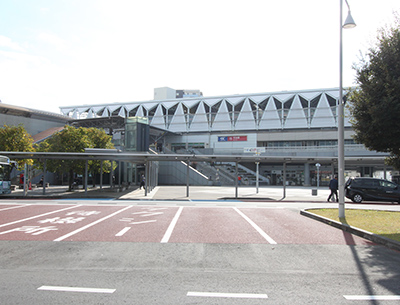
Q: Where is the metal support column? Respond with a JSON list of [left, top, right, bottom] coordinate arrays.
[[110, 160, 114, 188], [186, 159, 190, 197], [235, 161, 238, 198], [23, 163, 27, 197], [118, 161, 122, 187], [100, 160, 103, 190], [85, 160, 88, 194], [282, 162, 287, 200], [43, 159, 47, 195], [145, 159, 149, 197], [256, 161, 259, 194]]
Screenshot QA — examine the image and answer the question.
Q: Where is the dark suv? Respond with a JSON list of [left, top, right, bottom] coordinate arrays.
[[345, 177, 400, 204]]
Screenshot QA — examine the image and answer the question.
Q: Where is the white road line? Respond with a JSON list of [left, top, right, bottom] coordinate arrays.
[[187, 292, 268, 299], [344, 295, 400, 300], [233, 207, 277, 244], [131, 220, 156, 225], [160, 206, 183, 243], [115, 227, 131, 236], [54, 205, 132, 241], [0, 205, 30, 211], [38, 285, 115, 294], [0, 205, 80, 228], [140, 212, 164, 217]]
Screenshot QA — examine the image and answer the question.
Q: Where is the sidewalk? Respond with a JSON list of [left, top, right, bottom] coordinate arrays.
[[4, 185, 333, 202]]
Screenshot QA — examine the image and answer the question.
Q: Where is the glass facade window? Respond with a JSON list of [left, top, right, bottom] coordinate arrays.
[[260, 139, 356, 148]]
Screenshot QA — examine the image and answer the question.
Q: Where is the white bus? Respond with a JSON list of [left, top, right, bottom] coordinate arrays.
[[0, 155, 17, 194]]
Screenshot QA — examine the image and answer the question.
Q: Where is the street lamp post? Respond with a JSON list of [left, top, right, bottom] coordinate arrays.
[[338, 0, 356, 218], [316, 163, 321, 192]]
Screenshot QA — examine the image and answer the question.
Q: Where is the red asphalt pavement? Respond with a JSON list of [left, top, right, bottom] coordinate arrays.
[[0, 204, 374, 246]]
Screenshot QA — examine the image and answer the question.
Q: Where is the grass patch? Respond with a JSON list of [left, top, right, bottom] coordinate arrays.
[[307, 209, 400, 243]]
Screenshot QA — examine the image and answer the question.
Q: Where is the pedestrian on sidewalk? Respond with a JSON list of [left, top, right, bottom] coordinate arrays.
[[327, 175, 338, 202], [140, 174, 145, 189]]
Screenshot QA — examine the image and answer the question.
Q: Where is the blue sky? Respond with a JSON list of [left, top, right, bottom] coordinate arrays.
[[1, 0, 399, 113]]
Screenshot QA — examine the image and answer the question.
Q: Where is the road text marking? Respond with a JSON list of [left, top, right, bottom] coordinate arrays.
[[54, 206, 132, 241], [0, 205, 80, 228]]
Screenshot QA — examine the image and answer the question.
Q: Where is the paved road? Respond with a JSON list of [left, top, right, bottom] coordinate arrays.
[[0, 200, 399, 304], [0, 203, 375, 245]]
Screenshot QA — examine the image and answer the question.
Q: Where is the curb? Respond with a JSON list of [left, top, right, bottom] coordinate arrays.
[[300, 209, 400, 252]]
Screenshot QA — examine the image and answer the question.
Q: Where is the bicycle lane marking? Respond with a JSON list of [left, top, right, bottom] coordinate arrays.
[[0, 206, 127, 241], [0, 205, 81, 228], [161, 206, 183, 243], [54, 205, 133, 241], [236, 208, 373, 245], [166, 207, 271, 244], [233, 207, 277, 244], [58, 206, 180, 242], [0, 205, 31, 212]]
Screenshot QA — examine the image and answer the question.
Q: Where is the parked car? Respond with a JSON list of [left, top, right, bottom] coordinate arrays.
[[345, 177, 400, 204]]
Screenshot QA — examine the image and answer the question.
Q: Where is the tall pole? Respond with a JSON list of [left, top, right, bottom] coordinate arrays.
[[338, 0, 345, 218], [186, 159, 190, 197]]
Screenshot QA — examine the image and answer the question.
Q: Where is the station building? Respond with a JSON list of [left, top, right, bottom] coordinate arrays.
[[60, 87, 391, 187]]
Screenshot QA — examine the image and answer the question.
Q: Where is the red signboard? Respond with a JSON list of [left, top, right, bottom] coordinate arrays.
[[228, 136, 247, 142], [218, 136, 247, 142]]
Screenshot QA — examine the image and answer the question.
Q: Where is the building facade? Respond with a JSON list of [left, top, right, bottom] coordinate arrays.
[[60, 88, 391, 186]]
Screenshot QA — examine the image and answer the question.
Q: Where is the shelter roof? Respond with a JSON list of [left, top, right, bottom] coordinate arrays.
[[1, 151, 388, 168], [32, 127, 65, 144], [0, 102, 71, 123]]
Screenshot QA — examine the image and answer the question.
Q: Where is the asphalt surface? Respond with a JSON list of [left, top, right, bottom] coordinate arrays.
[[1, 187, 400, 304], [3, 184, 400, 251]]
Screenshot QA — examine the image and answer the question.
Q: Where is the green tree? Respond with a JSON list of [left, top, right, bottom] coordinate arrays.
[[37, 126, 115, 191], [0, 124, 35, 167], [348, 16, 400, 169], [86, 127, 115, 187]]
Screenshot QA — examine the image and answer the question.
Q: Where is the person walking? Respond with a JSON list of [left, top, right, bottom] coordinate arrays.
[[327, 175, 339, 202], [140, 174, 145, 189]]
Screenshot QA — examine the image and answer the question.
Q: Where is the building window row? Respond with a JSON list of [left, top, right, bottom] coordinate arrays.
[[259, 139, 356, 148]]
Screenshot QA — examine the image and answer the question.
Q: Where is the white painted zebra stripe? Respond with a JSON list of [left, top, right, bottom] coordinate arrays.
[[187, 291, 268, 299], [115, 227, 131, 236], [344, 295, 400, 300], [38, 286, 115, 294]]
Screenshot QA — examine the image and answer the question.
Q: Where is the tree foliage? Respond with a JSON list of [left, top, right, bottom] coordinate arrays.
[[86, 127, 116, 186], [348, 15, 400, 169], [36, 125, 115, 190], [0, 124, 34, 166]]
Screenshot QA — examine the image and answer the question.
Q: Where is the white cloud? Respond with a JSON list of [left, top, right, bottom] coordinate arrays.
[[0, 35, 25, 52], [36, 32, 67, 50], [40, 7, 50, 14], [1, 0, 400, 114]]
